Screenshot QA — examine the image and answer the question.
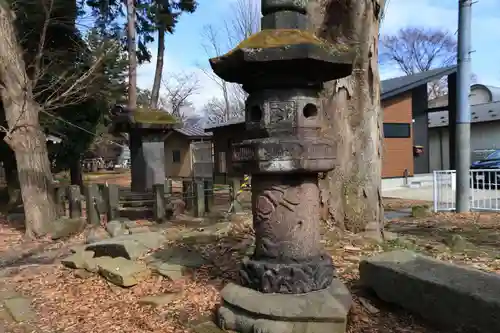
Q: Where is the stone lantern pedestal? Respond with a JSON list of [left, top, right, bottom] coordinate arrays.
[[110, 107, 179, 192], [209, 1, 355, 332]]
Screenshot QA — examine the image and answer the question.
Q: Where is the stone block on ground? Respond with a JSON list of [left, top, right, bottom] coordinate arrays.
[[74, 269, 94, 279], [61, 251, 95, 269], [49, 218, 86, 240], [86, 232, 165, 260], [192, 321, 225, 333], [359, 250, 500, 333], [179, 222, 232, 243], [149, 247, 208, 269], [3, 297, 35, 322], [106, 220, 128, 237], [97, 257, 149, 287], [138, 292, 180, 307], [85, 226, 110, 244], [128, 226, 151, 234], [411, 205, 431, 218], [150, 263, 185, 280]]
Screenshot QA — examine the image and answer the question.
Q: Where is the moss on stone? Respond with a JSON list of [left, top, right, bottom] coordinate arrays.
[[131, 108, 178, 124], [228, 29, 349, 55]]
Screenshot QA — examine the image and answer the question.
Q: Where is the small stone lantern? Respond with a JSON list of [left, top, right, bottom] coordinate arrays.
[[209, 1, 355, 332]]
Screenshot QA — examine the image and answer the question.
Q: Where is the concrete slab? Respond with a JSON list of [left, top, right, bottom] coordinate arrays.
[[360, 250, 500, 333]]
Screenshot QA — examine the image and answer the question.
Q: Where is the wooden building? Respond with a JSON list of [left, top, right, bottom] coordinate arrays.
[[164, 127, 213, 180], [205, 66, 458, 180]]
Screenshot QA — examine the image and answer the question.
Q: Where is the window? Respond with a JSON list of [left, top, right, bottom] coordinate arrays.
[[383, 123, 411, 138], [172, 150, 181, 163]]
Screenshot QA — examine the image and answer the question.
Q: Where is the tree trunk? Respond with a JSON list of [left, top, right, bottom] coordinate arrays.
[[3, 150, 21, 206], [0, 4, 58, 238], [308, 0, 384, 237], [126, 0, 138, 111], [150, 24, 165, 109], [70, 158, 83, 187]]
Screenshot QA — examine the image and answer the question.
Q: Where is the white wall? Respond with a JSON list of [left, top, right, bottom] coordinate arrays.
[[429, 121, 500, 171]]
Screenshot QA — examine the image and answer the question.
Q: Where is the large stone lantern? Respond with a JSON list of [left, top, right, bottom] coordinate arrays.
[[209, 1, 355, 332], [110, 106, 179, 192]]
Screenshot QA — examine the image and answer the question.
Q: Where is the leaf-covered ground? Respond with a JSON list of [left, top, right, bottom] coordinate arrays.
[[0, 198, 498, 333]]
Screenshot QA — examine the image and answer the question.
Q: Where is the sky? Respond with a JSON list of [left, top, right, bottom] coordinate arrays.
[[136, 0, 500, 111]]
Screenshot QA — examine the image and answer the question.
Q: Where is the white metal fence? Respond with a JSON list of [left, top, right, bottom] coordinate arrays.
[[433, 169, 500, 212]]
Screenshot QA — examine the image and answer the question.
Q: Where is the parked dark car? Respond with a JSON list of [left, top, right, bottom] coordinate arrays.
[[470, 150, 500, 189]]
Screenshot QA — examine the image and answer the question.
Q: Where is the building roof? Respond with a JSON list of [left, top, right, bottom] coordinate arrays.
[[381, 66, 457, 100], [205, 66, 458, 131], [175, 126, 212, 138]]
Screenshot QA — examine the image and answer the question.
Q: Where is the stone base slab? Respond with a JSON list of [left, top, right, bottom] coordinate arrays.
[[217, 279, 351, 333], [360, 250, 500, 333]]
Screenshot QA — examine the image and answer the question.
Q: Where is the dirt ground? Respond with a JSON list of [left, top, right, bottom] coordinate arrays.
[[0, 177, 498, 333]]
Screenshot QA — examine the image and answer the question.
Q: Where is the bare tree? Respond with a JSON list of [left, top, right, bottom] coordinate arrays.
[[308, 0, 384, 237], [199, 0, 259, 123], [380, 26, 458, 98], [161, 72, 199, 121], [0, 0, 121, 238]]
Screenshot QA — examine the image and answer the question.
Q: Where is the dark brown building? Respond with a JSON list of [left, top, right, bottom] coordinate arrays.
[[206, 67, 458, 179]]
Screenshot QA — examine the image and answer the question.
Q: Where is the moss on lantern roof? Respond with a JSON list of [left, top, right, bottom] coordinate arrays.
[[228, 29, 350, 55], [131, 108, 179, 124]]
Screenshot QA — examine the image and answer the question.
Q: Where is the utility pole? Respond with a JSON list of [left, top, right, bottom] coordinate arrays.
[[455, 0, 473, 212]]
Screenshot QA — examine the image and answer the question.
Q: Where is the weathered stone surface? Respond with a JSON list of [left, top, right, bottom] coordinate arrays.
[[74, 269, 94, 279], [179, 222, 232, 243], [106, 220, 127, 237], [86, 232, 165, 260], [443, 234, 470, 252], [128, 226, 151, 234], [360, 250, 500, 332], [192, 321, 225, 333], [150, 247, 208, 269], [138, 293, 179, 307], [151, 263, 185, 280], [218, 280, 351, 333], [61, 251, 95, 269], [97, 257, 149, 287], [411, 205, 431, 218], [49, 218, 86, 240], [85, 226, 110, 244], [3, 297, 35, 322]]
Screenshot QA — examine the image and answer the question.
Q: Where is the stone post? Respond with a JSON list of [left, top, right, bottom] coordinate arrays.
[[153, 183, 166, 222], [165, 178, 173, 195], [182, 180, 194, 211], [203, 179, 214, 213], [55, 185, 67, 217], [84, 184, 101, 225], [193, 180, 205, 217], [209, 1, 355, 332], [67, 185, 82, 218], [231, 177, 243, 213], [103, 184, 120, 221]]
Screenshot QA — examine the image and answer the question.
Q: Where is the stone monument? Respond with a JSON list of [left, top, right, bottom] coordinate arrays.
[[110, 106, 179, 192], [209, 1, 355, 332]]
